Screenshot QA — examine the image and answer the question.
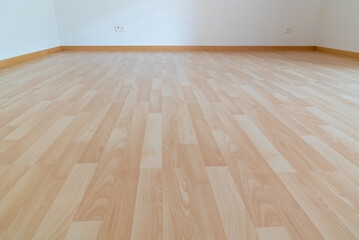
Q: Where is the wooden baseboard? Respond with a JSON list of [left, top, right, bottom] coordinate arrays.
[[4, 45, 358, 70], [0, 45, 315, 69], [316, 46, 359, 59], [0, 46, 62, 69], [62, 45, 316, 51]]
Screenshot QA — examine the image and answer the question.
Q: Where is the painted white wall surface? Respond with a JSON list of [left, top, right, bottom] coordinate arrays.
[[0, 0, 60, 60], [318, 0, 359, 53], [54, 0, 323, 46]]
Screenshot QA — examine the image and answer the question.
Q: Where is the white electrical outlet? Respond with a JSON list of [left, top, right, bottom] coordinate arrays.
[[115, 25, 127, 32], [285, 26, 292, 33]]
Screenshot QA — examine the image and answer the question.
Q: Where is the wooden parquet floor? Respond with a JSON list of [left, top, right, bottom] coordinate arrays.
[[0, 50, 359, 240]]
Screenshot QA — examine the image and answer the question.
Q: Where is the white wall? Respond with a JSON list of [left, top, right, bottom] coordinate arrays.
[[54, 0, 323, 46], [0, 0, 60, 60], [318, 0, 359, 53], [5, 0, 357, 58]]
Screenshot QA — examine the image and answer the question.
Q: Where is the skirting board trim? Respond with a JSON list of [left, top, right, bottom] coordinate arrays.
[[0, 46, 62, 69], [61, 45, 316, 51], [2, 45, 359, 70], [316, 46, 359, 59]]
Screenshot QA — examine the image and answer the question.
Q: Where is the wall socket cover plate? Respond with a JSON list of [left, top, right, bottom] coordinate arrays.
[[285, 26, 292, 33], [115, 25, 127, 32]]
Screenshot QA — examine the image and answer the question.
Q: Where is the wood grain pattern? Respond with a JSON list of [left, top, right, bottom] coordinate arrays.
[[256, 227, 292, 240], [141, 113, 162, 169], [32, 164, 97, 240], [64, 221, 102, 240], [207, 166, 258, 240], [0, 50, 359, 239], [130, 169, 163, 240]]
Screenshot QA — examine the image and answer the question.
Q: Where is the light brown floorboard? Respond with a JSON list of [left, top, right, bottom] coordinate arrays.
[[0, 50, 358, 239]]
